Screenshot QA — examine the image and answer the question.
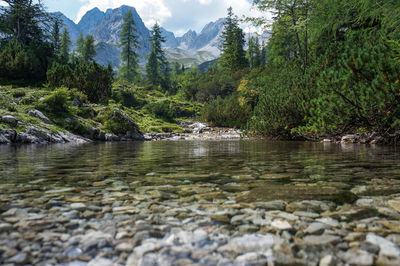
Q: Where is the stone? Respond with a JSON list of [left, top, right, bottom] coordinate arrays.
[[302, 235, 341, 245], [8, 252, 29, 264], [116, 242, 133, 252], [70, 203, 87, 211], [211, 214, 230, 223], [319, 255, 335, 266], [293, 211, 320, 218], [0, 222, 13, 232], [341, 134, 357, 143], [28, 110, 51, 124], [218, 234, 278, 254], [2, 115, 16, 123], [88, 257, 114, 266], [271, 219, 292, 230], [388, 200, 400, 213], [342, 249, 373, 266], [304, 223, 329, 235], [366, 233, 400, 258], [316, 218, 340, 228], [255, 201, 286, 211], [235, 252, 261, 263]]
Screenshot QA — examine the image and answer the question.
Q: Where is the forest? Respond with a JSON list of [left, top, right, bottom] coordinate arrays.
[[0, 0, 399, 141]]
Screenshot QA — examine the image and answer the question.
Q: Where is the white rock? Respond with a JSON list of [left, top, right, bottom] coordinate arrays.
[[366, 233, 400, 258], [319, 255, 335, 266], [304, 223, 329, 235], [88, 257, 113, 266], [271, 219, 292, 230], [70, 203, 87, 211], [219, 234, 278, 253], [343, 249, 373, 266], [116, 242, 133, 252]]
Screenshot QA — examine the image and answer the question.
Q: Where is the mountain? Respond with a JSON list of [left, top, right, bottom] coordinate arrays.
[[177, 30, 197, 49], [77, 7, 105, 37], [56, 5, 229, 68], [53, 12, 81, 43]]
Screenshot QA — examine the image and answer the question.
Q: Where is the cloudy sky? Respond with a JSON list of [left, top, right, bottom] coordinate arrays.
[[40, 0, 267, 36]]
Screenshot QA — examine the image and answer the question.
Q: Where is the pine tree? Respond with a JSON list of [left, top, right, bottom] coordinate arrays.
[[76, 34, 96, 62], [76, 33, 85, 58], [220, 7, 248, 72], [118, 10, 139, 82], [58, 29, 71, 63], [0, 0, 51, 45], [146, 23, 170, 89], [51, 19, 61, 55]]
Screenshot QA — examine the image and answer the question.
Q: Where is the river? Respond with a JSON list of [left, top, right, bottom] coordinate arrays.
[[0, 141, 400, 265]]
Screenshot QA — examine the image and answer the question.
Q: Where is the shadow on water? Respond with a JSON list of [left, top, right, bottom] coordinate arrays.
[[0, 140, 400, 204]]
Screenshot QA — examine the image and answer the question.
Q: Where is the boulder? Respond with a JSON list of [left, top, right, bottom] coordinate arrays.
[[1, 115, 16, 124], [28, 110, 51, 124]]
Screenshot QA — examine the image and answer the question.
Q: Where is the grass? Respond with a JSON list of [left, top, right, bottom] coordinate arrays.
[[0, 83, 203, 136]]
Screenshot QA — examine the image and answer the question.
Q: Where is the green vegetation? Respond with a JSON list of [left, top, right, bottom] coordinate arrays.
[[1, 1, 399, 141], [118, 10, 139, 82], [146, 23, 171, 91]]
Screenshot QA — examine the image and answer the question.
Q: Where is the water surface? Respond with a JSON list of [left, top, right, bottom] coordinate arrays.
[[1, 141, 400, 206]]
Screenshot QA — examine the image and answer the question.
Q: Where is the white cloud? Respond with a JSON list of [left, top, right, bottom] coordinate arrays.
[[76, 0, 270, 35]]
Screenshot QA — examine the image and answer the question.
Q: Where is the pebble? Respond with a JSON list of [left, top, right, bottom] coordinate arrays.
[[70, 203, 87, 211], [271, 219, 292, 230], [366, 233, 400, 258], [0, 223, 13, 232]]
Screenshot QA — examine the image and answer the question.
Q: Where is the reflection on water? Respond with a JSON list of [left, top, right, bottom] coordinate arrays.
[[0, 141, 400, 202]]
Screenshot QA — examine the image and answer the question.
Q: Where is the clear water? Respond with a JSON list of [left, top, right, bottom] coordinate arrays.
[[1, 141, 400, 206]]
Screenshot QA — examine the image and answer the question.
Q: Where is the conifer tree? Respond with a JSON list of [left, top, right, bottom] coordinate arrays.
[[118, 10, 139, 82], [51, 20, 61, 55], [58, 29, 71, 63], [220, 7, 248, 72], [146, 23, 170, 89], [76, 34, 96, 62]]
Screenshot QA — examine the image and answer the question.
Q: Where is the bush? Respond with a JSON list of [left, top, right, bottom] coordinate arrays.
[[0, 39, 51, 83], [144, 101, 176, 121], [96, 107, 140, 135], [201, 94, 252, 128], [47, 60, 113, 103], [111, 86, 144, 108], [37, 87, 70, 116]]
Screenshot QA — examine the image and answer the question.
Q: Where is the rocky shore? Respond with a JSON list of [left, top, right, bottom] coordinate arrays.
[[0, 118, 243, 145], [321, 132, 400, 145], [0, 110, 145, 145], [144, 121, 244, 141], [1, 178, 400, 265]]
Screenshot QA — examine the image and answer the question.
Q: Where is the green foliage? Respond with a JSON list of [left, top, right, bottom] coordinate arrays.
[[146, 23, 170, 90], [47, 60, 113, 103], [0, 39, 51, 82], [96, 106, 138, 135], [111, 86, 144, 108], [0, 0, 51, 45], [201, 94, 252, 128], [144, 101, 176, 121], [249, 63, 306, 138], [51, 19, 61, 55], [248, 0, 400, 138], [76, 34, 96, 62], [118, 10, 140, 82], [37, 87, 71, 116], [220, 7, 248, 72], [58, 29, 71, 64]]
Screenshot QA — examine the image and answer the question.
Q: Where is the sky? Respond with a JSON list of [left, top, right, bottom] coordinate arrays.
[[37, 0, 268, 36]]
